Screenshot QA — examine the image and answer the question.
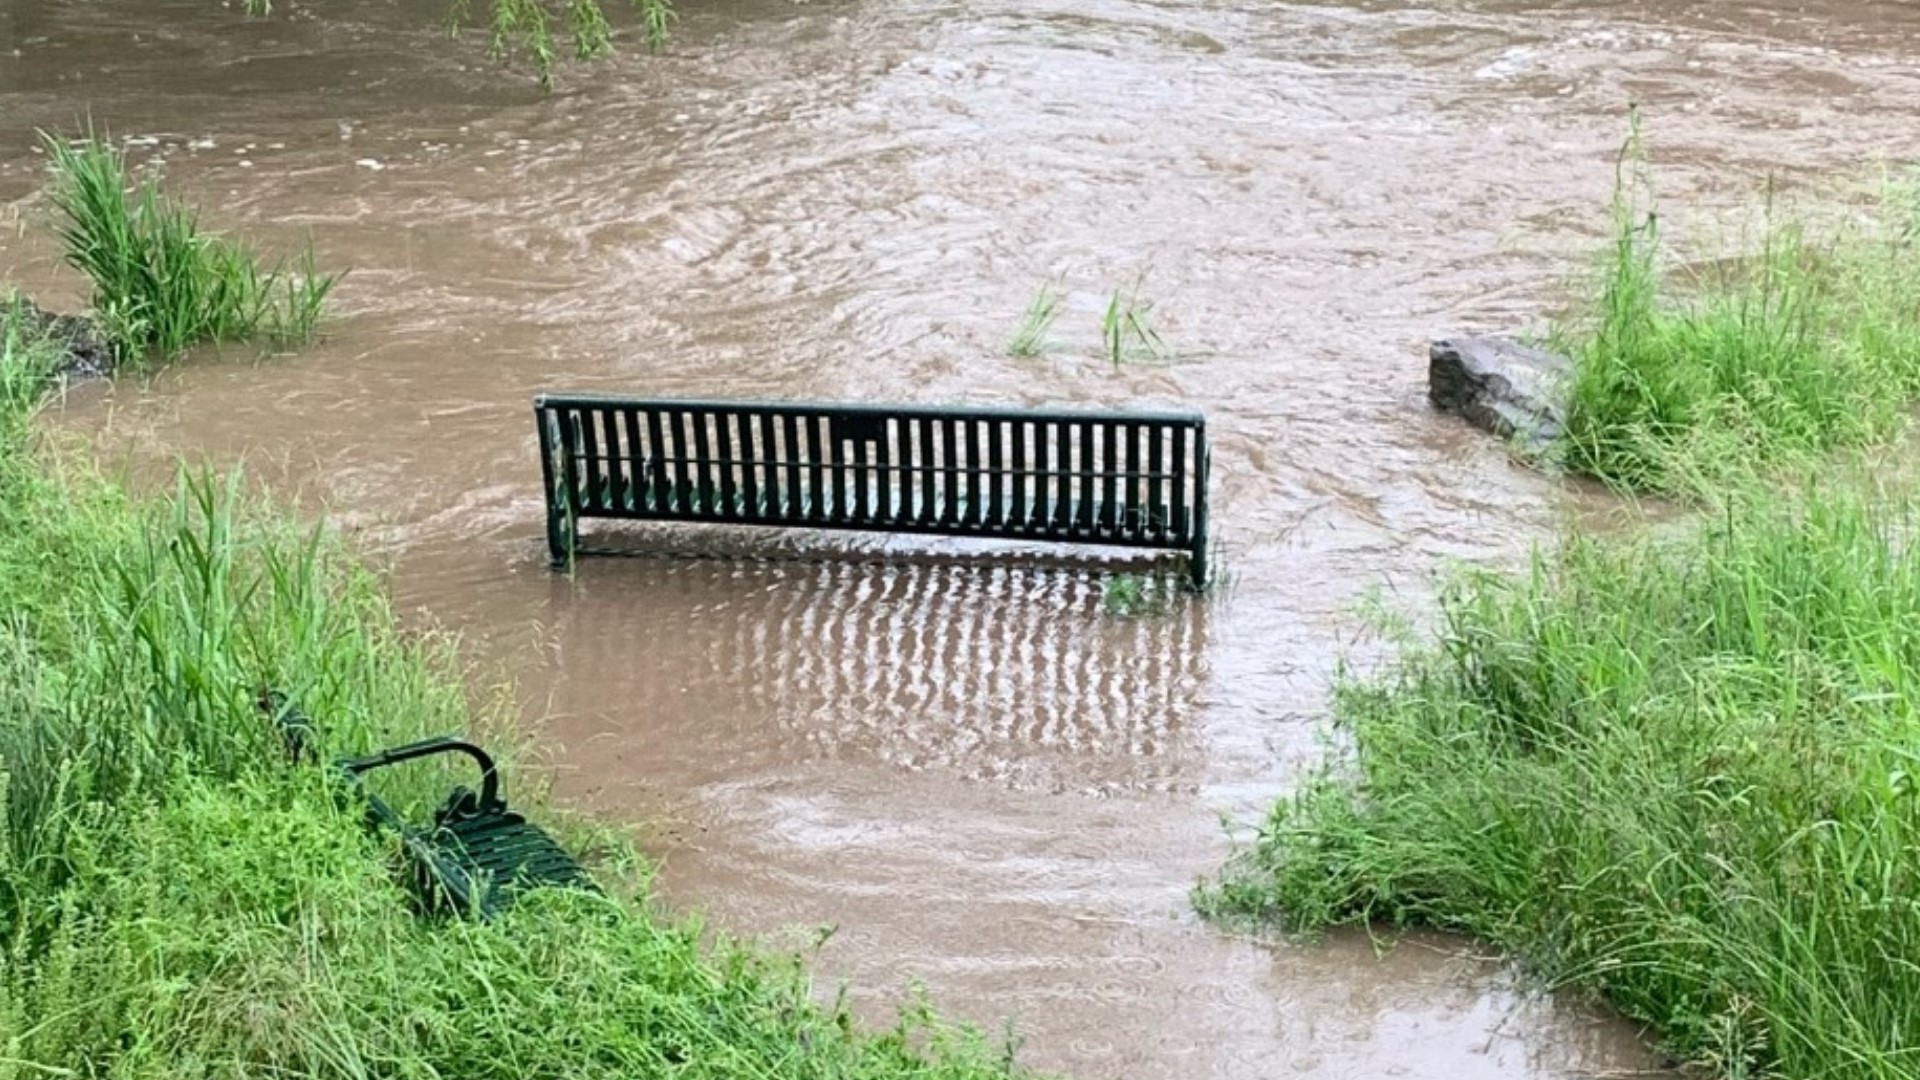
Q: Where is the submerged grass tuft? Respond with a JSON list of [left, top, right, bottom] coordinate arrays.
[[43, 131, 340, 359], [1008, 280, 1063, 358], [1101, 273, 1169, 367], [1202, 470, 1920, 1079], [1554, 115, 1920, 493]]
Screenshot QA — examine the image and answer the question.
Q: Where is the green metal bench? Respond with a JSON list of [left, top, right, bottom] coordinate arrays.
[[261, 692, 594, 920], [534, 395, 1212, 587]]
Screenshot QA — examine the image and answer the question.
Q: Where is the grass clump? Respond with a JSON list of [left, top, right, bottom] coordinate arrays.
[[1007, 280, 1063, 359], [0, 313, 1032, 1075], [1555, 118, 1920, 493], [42, 131, 340, 360], [1100, 274, 1169, 367], [1202, 473, 1920, 1079]]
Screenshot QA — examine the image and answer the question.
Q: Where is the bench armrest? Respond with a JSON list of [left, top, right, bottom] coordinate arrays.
[[338, 736, 502, 812]]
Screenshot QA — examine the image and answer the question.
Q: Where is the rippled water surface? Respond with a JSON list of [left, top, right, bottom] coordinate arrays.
[[6, 1, 1920, 1075]]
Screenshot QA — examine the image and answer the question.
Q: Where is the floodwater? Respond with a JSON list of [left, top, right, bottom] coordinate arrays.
[[6, 0, 1920, 1076]]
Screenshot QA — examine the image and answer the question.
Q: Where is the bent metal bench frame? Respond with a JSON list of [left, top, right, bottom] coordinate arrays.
[[260, 691, 595, 920], [534, 395, 1211, 587]]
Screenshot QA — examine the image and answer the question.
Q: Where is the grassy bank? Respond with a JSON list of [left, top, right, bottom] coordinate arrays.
[[0, 331, 1025, 1071], [1553, 131, 1920, 493], [1201, 472, 1920, 1077]]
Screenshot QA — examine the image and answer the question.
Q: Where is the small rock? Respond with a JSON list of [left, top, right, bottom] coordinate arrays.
[[3, 296, 120, 380], [1429, 335, 1572, 448]]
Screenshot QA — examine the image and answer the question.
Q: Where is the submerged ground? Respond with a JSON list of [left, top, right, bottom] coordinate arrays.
[[5, 1, 1920, 1077]]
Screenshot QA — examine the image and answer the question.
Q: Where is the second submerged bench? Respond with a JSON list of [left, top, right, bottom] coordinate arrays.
[[534, 395, 1211, 586]]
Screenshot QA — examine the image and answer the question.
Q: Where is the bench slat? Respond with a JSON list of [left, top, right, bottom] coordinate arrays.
[[938, 417, 957, 527], [578, 407, 603, 510], [695, 409, 718, 517], [796, 416, 817, 524], [620, 408, 643, 511], [1171, 424, 1189, 539], [1147, 424, 1165, 540], [1074, 419, 1095, 537], [1009, 419, 1028, 531], [856, 420, 873, 521], [715, 411, 737, 518]]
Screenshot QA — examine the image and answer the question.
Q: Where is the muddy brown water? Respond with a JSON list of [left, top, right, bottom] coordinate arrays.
[[7, 1, 1920, 1076]]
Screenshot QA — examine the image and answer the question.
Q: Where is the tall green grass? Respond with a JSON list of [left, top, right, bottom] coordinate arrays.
[[1555, 123, 1920, 492], [1202, 473, 1920, 1079], [0, 312, 1030, 1076], [43, 132, 340, 360]]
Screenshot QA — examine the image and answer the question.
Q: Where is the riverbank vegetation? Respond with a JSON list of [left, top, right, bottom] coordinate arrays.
[[0, 183, 1024, 1080], [1205, 144, 1920, 1079], [1204, 470, 1920, 1078], [1556, 127, 1920, 494]]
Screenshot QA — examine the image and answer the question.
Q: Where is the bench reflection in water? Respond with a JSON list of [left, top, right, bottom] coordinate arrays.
[[541, 558, 1212, 796]]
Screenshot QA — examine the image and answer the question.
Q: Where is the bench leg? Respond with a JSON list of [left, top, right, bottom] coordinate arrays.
[[1188, 443, 1211, 591], [543, 410, 581, 571], [545, 496, 574, 570]]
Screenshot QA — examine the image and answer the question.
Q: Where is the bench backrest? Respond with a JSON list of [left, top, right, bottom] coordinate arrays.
[[535, 395, 1209, 575]]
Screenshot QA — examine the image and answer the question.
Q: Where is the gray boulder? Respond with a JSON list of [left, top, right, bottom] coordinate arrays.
[[1429, 336, 1572, 448]]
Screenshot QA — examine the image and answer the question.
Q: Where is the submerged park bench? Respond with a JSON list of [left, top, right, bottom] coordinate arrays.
[[533, 395, 1213, 587], [261, 692, 595, 920]]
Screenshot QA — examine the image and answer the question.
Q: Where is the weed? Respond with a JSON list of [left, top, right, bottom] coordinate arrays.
[[42, 131, 342, 359], [1101, 273, 1169, 367], [1008, 280, 1063, 358]]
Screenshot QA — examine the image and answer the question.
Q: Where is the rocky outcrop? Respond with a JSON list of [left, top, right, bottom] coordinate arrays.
[[4, 296, 119, 379], [1429, 336, 1571, 448]]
